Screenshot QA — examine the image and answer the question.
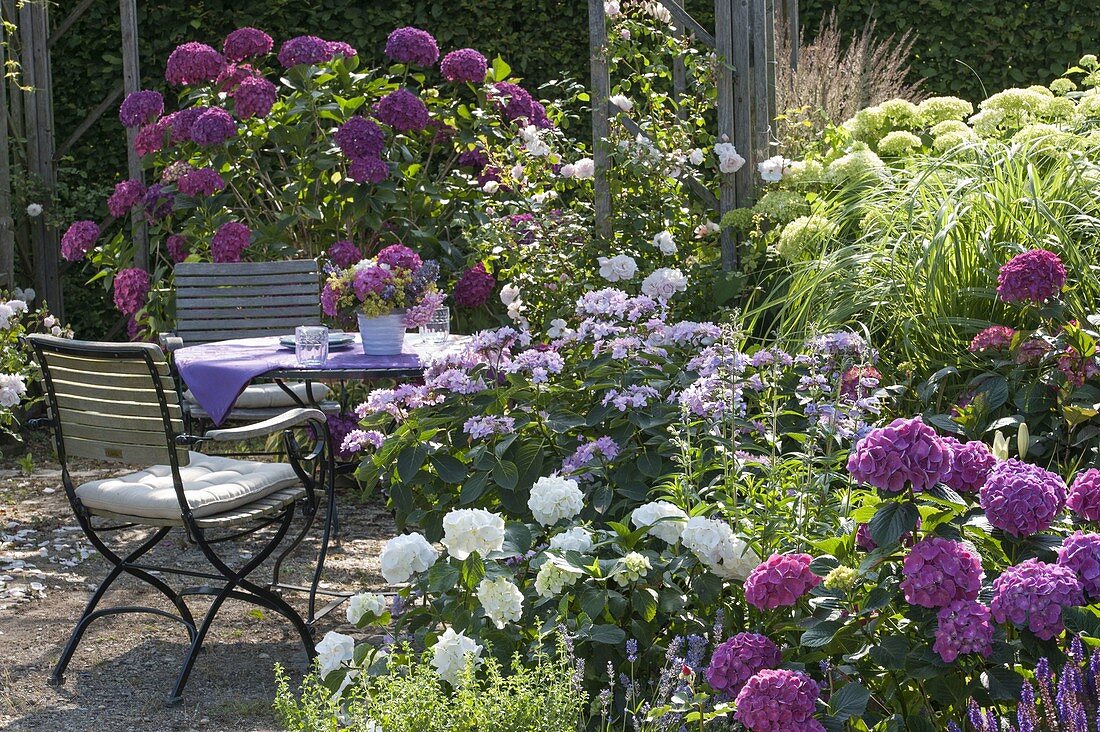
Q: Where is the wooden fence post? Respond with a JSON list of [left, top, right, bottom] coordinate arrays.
[[588, 0, 612, 243], [120, 0, 148, 271], [0, 11, 15, 291], [715, 0, 739, 270]]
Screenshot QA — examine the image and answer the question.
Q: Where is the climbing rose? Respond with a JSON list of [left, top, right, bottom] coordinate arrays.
[[384, 27, 439, 67], [979, 459, 1067, 537], [1067, 468, 1100, 522], [969, 325, 1015, 353], [278, 35, 333, 68], [441, 48, 488, 83], [374, 89, 430, 132], [223, 27, 273, 62], [61, 221, 99, 261], [328, 240, 362, 268], [454, 263, 496, 308], [211, 222, 251, 263], [112, 268, 150, 315], [743, 553, 821, 610], [1057, 531, 1100, 599], [733, 669, 824, 732], [348, 157, 389, 184], [233, 76, 276, 119], [335, 116, 385, 160], [189, 108, 237, 146], [996, 249, 1066, 303], [165, 42, 226, 86], [166, 234, 189, 263], [107, 179, 147, 218], [933, 600, 994, 663], [376, 244, 422, 271], [177, 167, 225, 197], [941, 436, 997, 493], [990, 558, 1083, 640], [900, 537, 983, 609], [706, 633, 782, 696], [118, 90, 163, 128], [846, 416, 953, 492]]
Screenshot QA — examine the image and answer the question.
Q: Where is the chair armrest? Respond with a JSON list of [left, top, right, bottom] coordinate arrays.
[[161, 335, 184, 353], [202, 408, 328, 442]]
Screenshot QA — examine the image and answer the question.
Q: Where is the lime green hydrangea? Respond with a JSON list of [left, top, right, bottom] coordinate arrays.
[[720, 207, 757, 233], [917, 96, 974, 127], [1077, 90, 1100, 118], [1010, 123, 1079, 151], [877, 130, 923, 157], [932, 129, 977, 154], [824, 566, 858, 592], [973, 87, 1076, 137], [783, 159, 826, 189], [843, 105, 889, 142], [825, 148, 887, 187], [1080, 54, 1099, 70], [930, 120, 971, 136], [776, 214, 833, 261], [879, 99, 921, 129], [1050, 78, 1077, 96], [753, 190, 810, 224], [1043, 96, 1076, 120], [1026, 85, 1055, 97]]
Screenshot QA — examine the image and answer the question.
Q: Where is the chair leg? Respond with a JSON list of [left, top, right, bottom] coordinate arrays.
[[239, 578, 315, 659], [168, 584, 234, 704]]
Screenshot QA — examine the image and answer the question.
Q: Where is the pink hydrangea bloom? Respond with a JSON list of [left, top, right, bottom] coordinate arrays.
[[933, 600, 993, 663], [134, 119, 169, 156], [376, 244, 422, 270], [1057, 531, 1100, 599], [990, 558, 1082, 640], [278, 35, 333, 68], [61, 221, 99, 261], [164, 108, 205, 144], [216, 63, 259, 92], [374, 89, 430, 132], [119, 90, 164, 128], [223, 27, 273, 62], [733, 669, 823, 732], [940, 436, 997, 493], [900, 537, 983, 608], [969, 325, 1015, 353], [165, 42, 226, 86], [1068, 468, 1100, 522], [107, 179, 147, 218], [384, 27, 439, 67], [233, 76, 276, 119], [211, 222, 251, 263], [348, 156, 389, 184], [328, 240, 362, 268], [166, 234, 189, 263], [454, 263, 495, 308], [706, 633, 782, 696], [177, 167, 225, 197], [743, 553, 821, 611], [1016, 337, 1051, 365], [1057, 347, 1100, 387], [113, 268, 150, 315], [335, 116, 385, 160], [441, 49, 488, 83], [996, 249, 1066, 304], [353, 266, 392, 300], [327, 41, 358, 59], [979, 459, 1067, 537], [846, 416, 953, 493], [190, 108, 237, 146]]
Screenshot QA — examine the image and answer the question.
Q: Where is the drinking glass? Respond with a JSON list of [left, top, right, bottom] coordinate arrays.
[[420, 306, 450, 343], [295, 325, 329, 366]]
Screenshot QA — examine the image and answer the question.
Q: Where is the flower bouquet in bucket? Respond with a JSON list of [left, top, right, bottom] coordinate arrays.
[[321, 244, 444, 355]]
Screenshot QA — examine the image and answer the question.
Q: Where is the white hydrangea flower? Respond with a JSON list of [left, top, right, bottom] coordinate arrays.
[[500, 283, 521, 305], [315, 631, 355, 678], [681, 516, 761, 580], [689, 148, 705, 166], [25, 203, 43, 218], [547, 318, 570, 339], [379, 533, 438, 584], [476, 576, 524, 629], [346, 592, 387, 625], [757, 155, 792, 182], [630, 501, 688, 544], [534, 559, 583, 597], [0, 374, 27, 409], [641, 267, 688, 300], [614, 551, 652, 585], [610, 94, 634, 112], [597, 254, 638, 282], [431, 628, 483, 686], [714, 142, 746, 174], [441, 508, 506, 560], [528, 475, 585, 526], [653, 230, 677, 255], [573, 157, 595, 179], [548, 526, 594, 553]]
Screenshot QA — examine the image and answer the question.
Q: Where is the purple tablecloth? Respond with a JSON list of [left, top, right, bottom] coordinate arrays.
[[174, 333, 452, 425]]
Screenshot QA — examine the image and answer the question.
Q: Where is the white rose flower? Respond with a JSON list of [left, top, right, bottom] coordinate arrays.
[[694, 221, 721, 238], [0, 374, 27, 409], [547, 318, 570, 339], [597, 254, 638, 283], [653, 230, 677, 255], [346, 591, 387, 625], [681, 516, 761, 579], [6, 300, 27, 314], [379, 533, 438, 584], [431, 628, 483, 686], [315, 631, 355, 678], [559, 163, 576, 178], [645, 1, 672, 23], [621, 28, 632, 40], [640, 268, 688, 300], [604, 0, 622, 17], [548, 526, 594, 553], [714, 142, 746, 174], [50, 326, 62, 337], [572, 157, 595, 179], [43, 315, 56, 328], [630, 501, 688, 544], [610, 94, 634, 112], [500, 283, 521, 306], [511, 163, 526, 180], [506, 298, 527, 326], [534, 558, 582, 597], [25, 203, 43, 218], [528, 475, 585, 526], [442, 508, 506, 560], [476, 576, 524, 629], [0, 303, 15, 330], [689, 148, 705, 166], [757, 154, 792, 182], [520, 125, 551, 157]]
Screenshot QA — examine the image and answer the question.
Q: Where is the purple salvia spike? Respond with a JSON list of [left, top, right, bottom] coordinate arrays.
[[1018, 681, 1037, 732], [948, 723, 963, 732], [970, 701, 987, 730], [1073, 635, 1086, 664]]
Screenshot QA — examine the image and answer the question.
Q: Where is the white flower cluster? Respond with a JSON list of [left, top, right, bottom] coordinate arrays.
[[442, 508, 506, 560], [534, 559, 582, 597], [630, 501, 688, 544], [610, 94, 634, 112], [598, 254, 638, 282], [432, 627, 483, 686], [379, 532, 438, 584], [315, 630, 355, 677], [345, 591, 387, 625], [714, 142, 746, 174], [548, 526, 594, 553], [0, 373, 27, 409], [652, 230, 677, 255], [681, 516, 761, 580], [500, 283, 527, 327], [614, 551, 652, 585], [641, 267, 688, 300], [0, 299, 27, 330], [528, 475, 585, 526], [560, 157, 595, 179], [42, 314, 64, 337], [519, 124, 551, 157], [476, 576, 524, 629], [757, 154, 792, 182]]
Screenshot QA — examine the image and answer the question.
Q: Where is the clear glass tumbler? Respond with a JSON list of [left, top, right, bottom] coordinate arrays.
[[420, 306, 450, 343], [295, 325, 329, 366]]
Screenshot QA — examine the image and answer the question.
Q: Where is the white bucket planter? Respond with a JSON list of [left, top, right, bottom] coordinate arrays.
[[357, 311, 406, 355]]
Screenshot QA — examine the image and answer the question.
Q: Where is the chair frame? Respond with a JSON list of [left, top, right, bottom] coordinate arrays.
[[27, 334, 336, 703]]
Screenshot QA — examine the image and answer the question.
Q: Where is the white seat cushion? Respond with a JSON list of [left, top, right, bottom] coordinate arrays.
[[184, 382, 331, 410], [75, 452, 300, 519]]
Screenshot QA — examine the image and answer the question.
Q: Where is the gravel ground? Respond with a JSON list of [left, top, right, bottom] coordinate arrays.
[[0, 436, 395, 732]]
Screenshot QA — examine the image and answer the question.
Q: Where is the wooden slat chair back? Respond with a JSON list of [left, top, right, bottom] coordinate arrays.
[[173, 260, 322, 346], [29, 335, 189, 467]]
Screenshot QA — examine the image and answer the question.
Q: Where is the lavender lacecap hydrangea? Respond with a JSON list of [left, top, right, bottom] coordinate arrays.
[[441, 48, 488, 83], [119, 90, 164, 128], [233, 76, 276, 119], [189, 108, 237, 146], [113, 268, 150, 315], [61, 221, 99, 261], [165, 42, 226, 86], [733, 669, 824, 732], [706, 633, 782, 696], [454, 263, 495, 308], [211, 222, 251, 263], [384, 27, 439, 67], [990, 558, 1082, 640], [335, 116, 385, 160], [1057, 531, 1100, 599], [1067, 468, 1100, 522], [941, 436, 997, 493], [996, 249, 1067, 304], [933, 600, 994, 663], [327, 239, 362, 268], [277, 35, 333, 68], [374, 89, 430, 133], [107, 179, 147, 218], [846, 416, 953, 493], [743, 553, 821, 611], [223, 27, 273, 62], [979, 459, 1067, 537], [900, 537, 983, 608]]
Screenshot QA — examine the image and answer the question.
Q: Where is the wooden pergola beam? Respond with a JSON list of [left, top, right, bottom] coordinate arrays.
[[48, 0, 99, 49], [659, 0, 717, 49]]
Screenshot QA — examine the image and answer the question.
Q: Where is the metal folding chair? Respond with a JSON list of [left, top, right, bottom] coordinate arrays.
[[27, 334, 334, 703]]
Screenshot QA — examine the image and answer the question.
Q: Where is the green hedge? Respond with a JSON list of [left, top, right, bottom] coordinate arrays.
[[799, 0, 1100, 101]]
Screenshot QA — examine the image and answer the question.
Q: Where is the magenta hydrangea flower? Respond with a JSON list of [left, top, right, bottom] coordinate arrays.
[[1067, 468, 1100, 522], [233, 76, 276, 119], [164, 108, 205, 144], [321, 280, 343, 318], [190, 107, 237, 146], [278, 35, 333, 68], [353, 266, 392, 300], [107, 179, 147, 218], [941, 436, 997, 493], [996, 249, 1067, 304], [374, 89, 430, 133], [846, 416, 953, 493], [348, 157, 390, 184], [454, 263, 496, 308], [177, 167, 225, 197], [211, 222, 251, 263], [61, 221, 99, 261], [165, 42, 226, 86], [900, 537, 983, 609], [113, 268, 150, 315], [335, 116, 385, 160], [744, 553, 821, 611], [134, 120, 169, 156], [979, 459, 1067, 537], [119, 90, 164, 128], [933, 600, 994, 663], [491, 82, 538, 123], [223, 27, 273, 62], [166, 234, 189, 263], [1057, 347, 1100, 387], [1057, 531, 1100, 599], [216, 62, 259, 92], [1016, 337, 1051, 365], [142, 184, 174, 222], [327, 240, 361, 268], [376, 244, 422, 271], [441, 48, 488, 83], [327, 41, 358, 59], [855, 519, 919, 551], [733, 669, 823, 732], [384, 27, 439, 67], [457, 147, 489, 173], [706, 633, 782, 696], [969, 325, 1015, 353], [990, 558, 1083, 640]]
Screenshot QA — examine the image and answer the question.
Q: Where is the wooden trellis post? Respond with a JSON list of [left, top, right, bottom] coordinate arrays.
[[0, 11, 15, 291], [119, 0, 147, 271], [588, 0, 613, 243]]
